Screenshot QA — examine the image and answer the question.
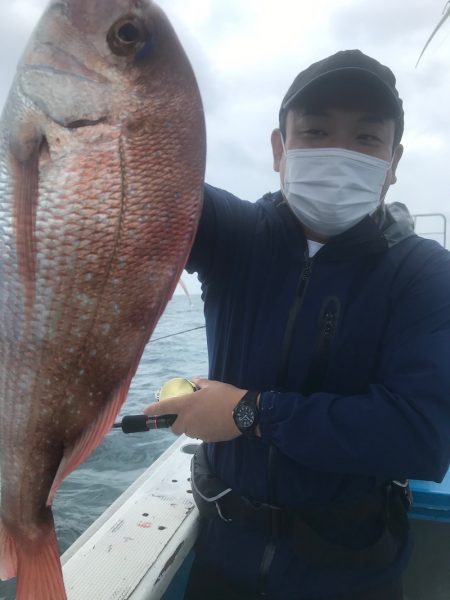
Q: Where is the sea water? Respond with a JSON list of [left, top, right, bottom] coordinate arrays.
[[0, 294, 207, 600]]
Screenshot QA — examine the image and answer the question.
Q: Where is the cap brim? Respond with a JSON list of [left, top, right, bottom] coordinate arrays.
[[282, 67, 401, 117]]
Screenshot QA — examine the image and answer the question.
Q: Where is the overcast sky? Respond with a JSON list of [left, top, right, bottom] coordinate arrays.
[[1, 0, 449, 295]]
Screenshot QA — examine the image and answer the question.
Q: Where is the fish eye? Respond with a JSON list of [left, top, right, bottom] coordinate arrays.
[[118, 23, 140, 43], [107, 17, 149, 56]]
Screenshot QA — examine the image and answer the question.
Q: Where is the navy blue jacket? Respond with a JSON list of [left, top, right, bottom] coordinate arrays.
[[186, 184, 450, 599]]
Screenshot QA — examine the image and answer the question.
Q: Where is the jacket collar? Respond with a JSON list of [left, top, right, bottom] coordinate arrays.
[[271, 192, 416, 262]]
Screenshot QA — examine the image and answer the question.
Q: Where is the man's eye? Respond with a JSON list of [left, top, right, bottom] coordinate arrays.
[[301, 129, 327, 136], [358, 134, 382, 143]]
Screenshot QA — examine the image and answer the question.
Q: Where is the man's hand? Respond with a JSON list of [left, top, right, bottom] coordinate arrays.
[[144, 378, 246, 442]]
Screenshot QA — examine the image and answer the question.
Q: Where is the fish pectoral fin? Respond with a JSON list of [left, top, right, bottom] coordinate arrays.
[[47, 381, 131, 505], [0, 521, 18, 580], [9, 124, 48, 318]]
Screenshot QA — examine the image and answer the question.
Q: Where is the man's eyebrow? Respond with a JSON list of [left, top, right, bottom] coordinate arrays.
[[300, 109, 330, 117], [358, 114, 387, 124]]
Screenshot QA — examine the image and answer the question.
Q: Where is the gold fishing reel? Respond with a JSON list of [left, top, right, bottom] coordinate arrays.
[[155, 377, 198, 401]]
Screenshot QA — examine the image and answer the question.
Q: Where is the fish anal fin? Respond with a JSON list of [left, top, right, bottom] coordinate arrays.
[[0, 520, 18, 580], [15, 524, 66, 600], [9, 124, 46, 319], [47, 380, 131, 504]]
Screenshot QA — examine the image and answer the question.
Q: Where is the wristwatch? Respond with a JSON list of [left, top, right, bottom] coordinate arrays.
[[232, 390, 260, 436]]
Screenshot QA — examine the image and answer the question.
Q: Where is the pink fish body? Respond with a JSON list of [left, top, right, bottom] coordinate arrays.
[[0, 1, 205, 598]]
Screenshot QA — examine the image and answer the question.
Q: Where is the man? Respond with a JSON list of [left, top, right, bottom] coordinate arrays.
[[145, 50, 450, 599]]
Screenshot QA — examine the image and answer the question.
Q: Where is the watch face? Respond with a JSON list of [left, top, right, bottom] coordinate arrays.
[[236, 403, 255, 430]]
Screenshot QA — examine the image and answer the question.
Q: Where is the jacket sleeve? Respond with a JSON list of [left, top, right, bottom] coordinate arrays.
[[185, 184, 258, 284], [259, 247, 450, 483]]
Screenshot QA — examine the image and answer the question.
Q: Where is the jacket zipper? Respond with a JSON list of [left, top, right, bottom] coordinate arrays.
[[303, 297, 340, 395], [261, 256, 314, 595], [277, 256, 313, 386]]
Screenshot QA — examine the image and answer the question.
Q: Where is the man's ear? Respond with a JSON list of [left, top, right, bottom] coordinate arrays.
[[271, 128, 284, 172], [380, 143, 404, 201], [389, 143, 404, 185]]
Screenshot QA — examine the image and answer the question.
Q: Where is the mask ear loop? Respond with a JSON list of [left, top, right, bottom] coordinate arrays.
[[379, 154, 396, 207], [279, 131, 289, 200], [279, 130, 287, 156]]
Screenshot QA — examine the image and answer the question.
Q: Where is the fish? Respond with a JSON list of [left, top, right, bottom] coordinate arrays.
[[0, 1, 205, 598]]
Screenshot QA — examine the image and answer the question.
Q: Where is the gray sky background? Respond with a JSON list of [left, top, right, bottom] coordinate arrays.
[[1, 0, 449, 295]]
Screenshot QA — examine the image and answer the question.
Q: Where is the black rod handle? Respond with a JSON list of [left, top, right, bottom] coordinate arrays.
[[114, 414, 177, 434]]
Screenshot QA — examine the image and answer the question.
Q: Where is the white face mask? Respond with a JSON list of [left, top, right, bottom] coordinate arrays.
[[281, 140, 391, 237]]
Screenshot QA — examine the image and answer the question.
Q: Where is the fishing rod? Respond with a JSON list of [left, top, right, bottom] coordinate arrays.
[[113, 377, 198, 433], [112, 413, 177, 433], [113, 316, 206, 432]]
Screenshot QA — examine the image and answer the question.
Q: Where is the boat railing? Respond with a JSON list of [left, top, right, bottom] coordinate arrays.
[[413, 213, 447, 248]]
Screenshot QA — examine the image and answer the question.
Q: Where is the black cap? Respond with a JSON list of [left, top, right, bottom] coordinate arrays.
[[280, 50, 404, 144]]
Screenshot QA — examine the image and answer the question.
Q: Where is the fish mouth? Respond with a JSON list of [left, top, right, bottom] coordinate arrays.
[[65, 117, 107, 129]]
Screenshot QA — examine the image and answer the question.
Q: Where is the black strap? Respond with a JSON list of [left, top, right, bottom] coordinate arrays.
[[191, 445, 409, 570], [259, 256, 313, 596], [289, 492, 400, 569], [258, 445, 279, 597], [290, 483, 409, 568], [257, 542, 276, 599]]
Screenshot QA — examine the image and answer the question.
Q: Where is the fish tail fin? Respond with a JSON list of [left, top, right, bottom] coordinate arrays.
[[15, 525, 66, 600], [0, 519, 18, 579]]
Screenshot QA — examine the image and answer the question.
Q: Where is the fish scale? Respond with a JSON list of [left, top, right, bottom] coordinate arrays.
[[0, 1, 205, 598]]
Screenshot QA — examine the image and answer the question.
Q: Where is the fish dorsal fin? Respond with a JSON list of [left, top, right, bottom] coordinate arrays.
[[9, 123, 47, 320]]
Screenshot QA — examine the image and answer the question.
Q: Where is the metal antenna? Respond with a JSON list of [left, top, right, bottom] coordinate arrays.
[[416, 2, 450, 67]]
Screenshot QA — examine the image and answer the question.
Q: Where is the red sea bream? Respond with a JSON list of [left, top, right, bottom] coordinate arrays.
[[0, 1, 205, 598]]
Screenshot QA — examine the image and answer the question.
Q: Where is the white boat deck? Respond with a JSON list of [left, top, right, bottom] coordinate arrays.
[[61, 436, 201, 600]]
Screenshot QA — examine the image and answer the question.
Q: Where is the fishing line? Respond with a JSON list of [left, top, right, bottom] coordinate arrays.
[[113, 329, 206, 434], [149, 324, 206, 343]]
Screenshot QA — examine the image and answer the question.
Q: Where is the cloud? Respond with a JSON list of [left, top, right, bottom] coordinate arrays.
[[331, 0, 444, 49], [0, 1, 48, 106], [0, 0, 449, 268]]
